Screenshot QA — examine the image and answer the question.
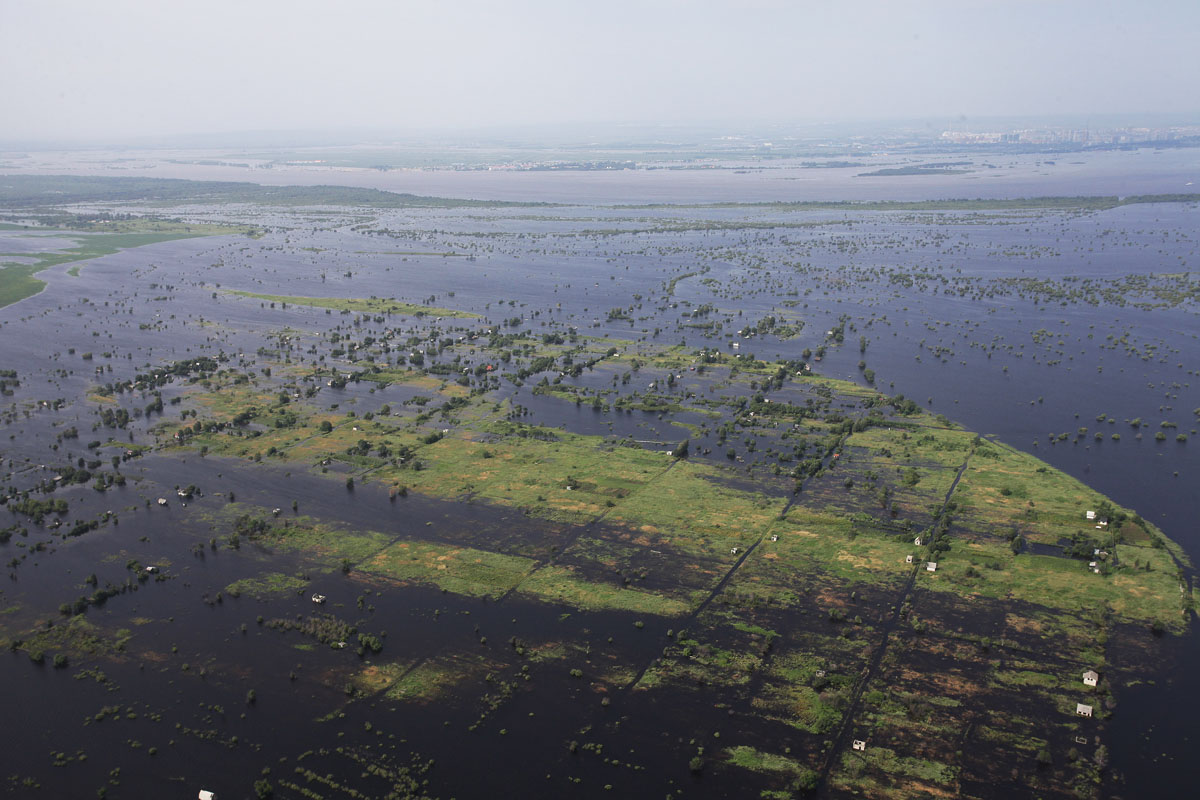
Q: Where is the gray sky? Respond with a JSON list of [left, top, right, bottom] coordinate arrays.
[[3, 0, 1198, 141]]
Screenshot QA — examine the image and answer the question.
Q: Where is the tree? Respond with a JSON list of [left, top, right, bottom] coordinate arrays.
[[794, 767, 819, 793]]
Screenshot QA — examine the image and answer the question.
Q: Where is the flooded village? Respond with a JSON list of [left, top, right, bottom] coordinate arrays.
[[0, 162, 1197, 799]]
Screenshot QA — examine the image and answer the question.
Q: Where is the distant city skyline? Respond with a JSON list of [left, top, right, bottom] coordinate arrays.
[[3, 0, 1199, 143]]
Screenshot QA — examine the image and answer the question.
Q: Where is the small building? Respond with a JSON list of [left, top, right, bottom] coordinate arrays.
[[1076, 703, 1093, 717], [852, 739, 867, 751], [1086, 510, 1096, 520], [311, 593, 327, 604], [926, 562, 938, 572], [914, 536, 923, 546], [199, 792, 216, 800], [905, 555, 914, 564], [1082, 670, 1099, 687], [770, 535, 778, 542], [730, 547, 739, 555], [157, 498, 167, 506]]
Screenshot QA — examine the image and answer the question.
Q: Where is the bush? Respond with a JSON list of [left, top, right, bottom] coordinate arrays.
[[794, 767, 819, 793]]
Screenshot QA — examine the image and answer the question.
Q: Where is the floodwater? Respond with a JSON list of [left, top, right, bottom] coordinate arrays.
[[3, 145, 1199, 203], [0, 152, 1198, 797]]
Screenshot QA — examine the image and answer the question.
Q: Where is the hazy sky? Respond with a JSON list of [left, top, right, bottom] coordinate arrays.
[[3, 0, 1198, 141]]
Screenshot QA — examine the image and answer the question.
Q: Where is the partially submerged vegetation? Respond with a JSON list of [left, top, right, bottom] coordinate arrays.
[[0, 174, 1195, 799], [226, 289, 480, 319], [124, 320, 1191, 797], [0, 220, 252, 307]]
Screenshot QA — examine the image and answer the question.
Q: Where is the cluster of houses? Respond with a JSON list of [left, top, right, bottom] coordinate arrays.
[[905, 536, 937, 572], [1085, 511, 1112, 573], [1076, 670, 1100, 717], [844, 669, 1101, 757]]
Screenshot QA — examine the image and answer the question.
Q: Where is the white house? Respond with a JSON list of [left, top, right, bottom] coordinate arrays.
[[1082, 670, 1099, 687], [852, 739, 867, 751], [926, 562, 938, 572], [1076, 703, 1093, 717]]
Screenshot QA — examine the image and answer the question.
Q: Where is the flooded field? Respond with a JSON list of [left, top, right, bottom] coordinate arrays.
[[0, 170, 1197, 799]]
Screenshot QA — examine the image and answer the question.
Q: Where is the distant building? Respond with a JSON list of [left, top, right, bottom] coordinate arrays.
[[852, 739, 867, 751], [926, 562, 937, 572], [1083, 670, 1099, 687], [1076, 703, 1093, 717]]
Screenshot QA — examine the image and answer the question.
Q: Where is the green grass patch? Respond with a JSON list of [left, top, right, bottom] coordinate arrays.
[[725, 745, 813, 778], [922, 542, 1184, 626], [385, 653, 495, 702], [225, 572, 308, 599], [226, 290, 479, 319], [359, 539, 536, 598], [847, 745, 958, 784], [517, 565, 692, 616]]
